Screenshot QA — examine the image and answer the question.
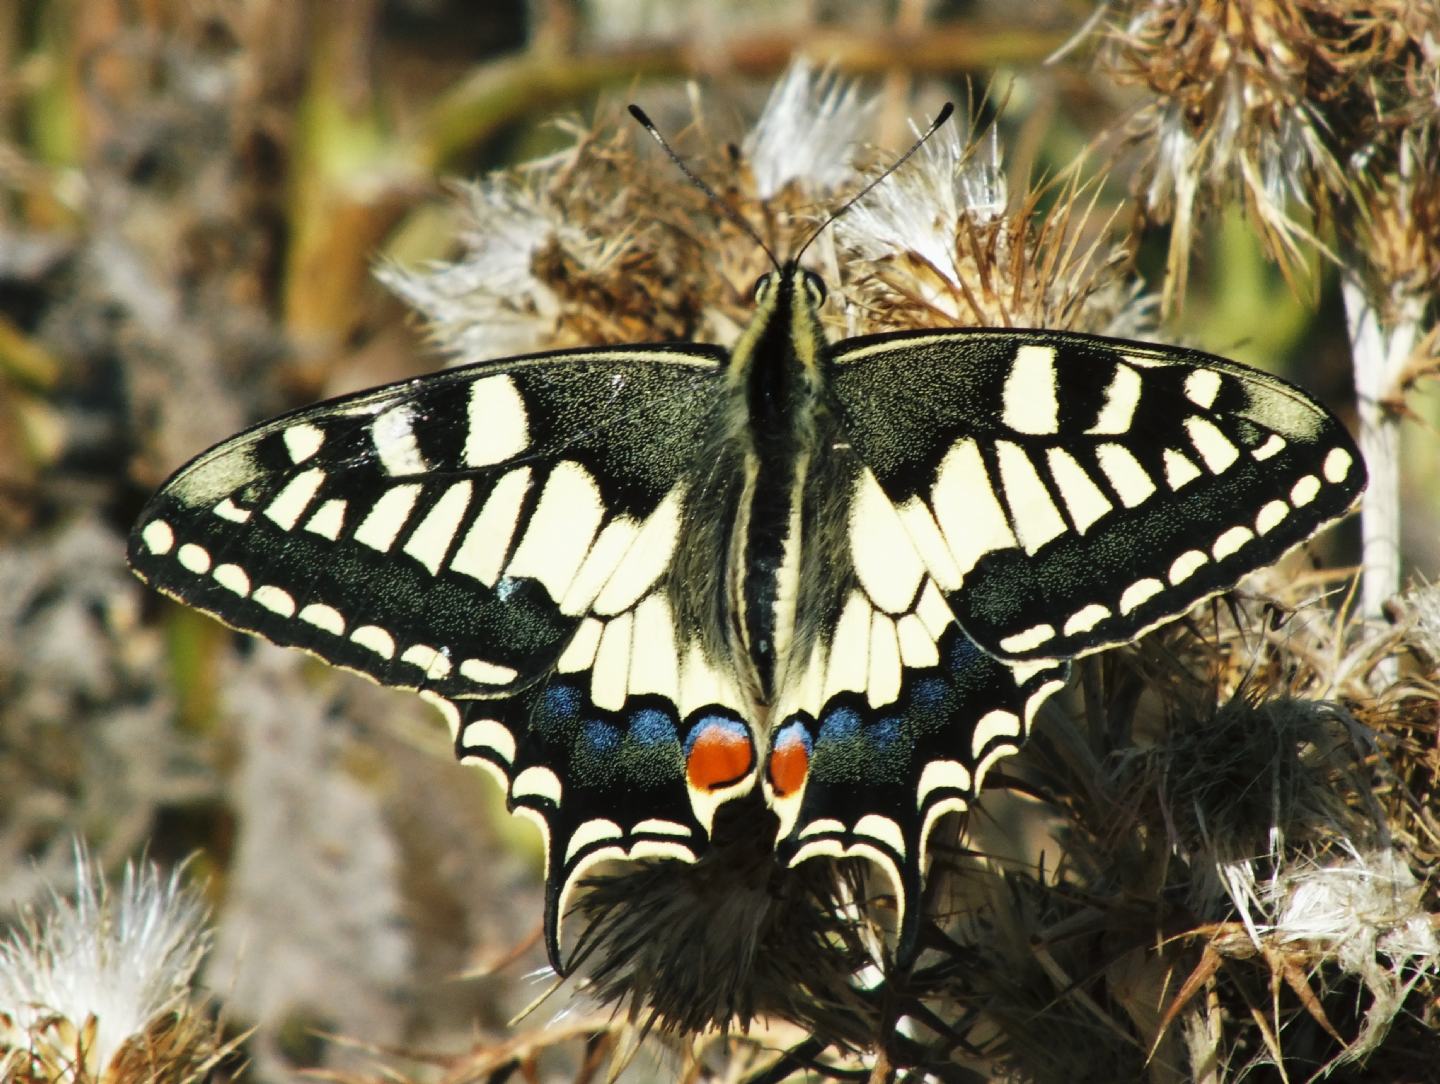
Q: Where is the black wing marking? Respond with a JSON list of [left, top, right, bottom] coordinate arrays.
[[827, 328, 1365, 661], [129, 346, 727, 700]]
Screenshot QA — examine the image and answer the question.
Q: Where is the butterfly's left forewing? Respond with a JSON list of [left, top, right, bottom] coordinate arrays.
[[130, 347, 727, 699]]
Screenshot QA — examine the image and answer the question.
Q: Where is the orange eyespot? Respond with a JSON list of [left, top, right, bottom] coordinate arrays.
[[684, 716, 755, 791], [767, 721, 811, 798]]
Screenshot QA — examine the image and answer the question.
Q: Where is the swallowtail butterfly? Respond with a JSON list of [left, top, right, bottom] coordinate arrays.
[[127, 108, 1364, 1021]]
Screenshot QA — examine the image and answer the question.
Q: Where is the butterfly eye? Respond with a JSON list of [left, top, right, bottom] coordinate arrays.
[[801, 270, 827, 305], [752, 273, 773, 302]]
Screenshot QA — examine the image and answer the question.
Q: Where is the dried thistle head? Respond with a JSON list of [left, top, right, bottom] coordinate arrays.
[[1100, 0, 1438, 311], [1342, 111, 1440, 333], [833, 116, 1151, 339], [0, 848, 227, 1084]]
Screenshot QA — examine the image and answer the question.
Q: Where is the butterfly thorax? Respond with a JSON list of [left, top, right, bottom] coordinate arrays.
[[724, 266, 830, 703]]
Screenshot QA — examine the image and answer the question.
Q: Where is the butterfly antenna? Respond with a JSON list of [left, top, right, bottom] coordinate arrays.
[[628, 104, 781, 270], [794, 101, 954, 262]]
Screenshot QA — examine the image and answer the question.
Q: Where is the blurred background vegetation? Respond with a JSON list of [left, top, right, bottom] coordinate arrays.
[[1, 1, 1436, 1082]]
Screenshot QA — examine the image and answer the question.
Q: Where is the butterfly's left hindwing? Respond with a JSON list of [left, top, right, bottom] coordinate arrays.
[[827, 328, 1365, 662]]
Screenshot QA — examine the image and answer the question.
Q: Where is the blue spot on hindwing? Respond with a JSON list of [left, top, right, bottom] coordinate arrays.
[[631, 707, 678, 746], [582, 719, 621, 755]]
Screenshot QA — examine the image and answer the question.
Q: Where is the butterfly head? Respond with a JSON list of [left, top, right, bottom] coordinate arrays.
[[752, 263, 827, 307]]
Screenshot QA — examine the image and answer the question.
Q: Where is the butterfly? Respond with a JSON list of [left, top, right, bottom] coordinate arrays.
[[127, 107, 1365, 1032]]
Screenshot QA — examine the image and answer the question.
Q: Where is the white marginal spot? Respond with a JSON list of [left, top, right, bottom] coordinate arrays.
[[304, 498, 346, 540], [264, 468, 325, 531], [824, 591, 871, 698], [506, 461, 605, 603], [354, 483, 422, 553], [401, 643, 452, 679], [1169, 550, 1208, 585], [1002, 344, 1058, 435], [1323, 448, 1353, 483], [372, 403, 428, 476], [970, 709, 1021, 760], [511, 765, 562, 805], [916, 581, 954, 640], [628, 840, 699, 863], [999, 623, 1055, 654], [1086, 362, 1142, 435], [853, 813, 907, 858], [213, 563, 250, 596], [1256, 500, 1288, 535], [460, 658, 518, 685], [895, 498, 964, 590], [1163, 448, 1203, 490], [1212, 525, 1254, 560], [1062, 604, 1109, 638], [565, 819, 624, 865], [592, 488, 684, 616], [178, 543, 211, 574], [797, 818, 846, 840], [141, 520, 174, 555], [1119, 577, 1164, 615], [996, 441, 1066, 553], [1186, 416, 1240, 473], [465, 374, 528, 468], [896, 614, 939, 669], [450, 467, 531, 586], [1252, 433, 1287, 461], [283, 423, 325, 464], [1046, 448, 1111, 533], [633, 818, 692, 837], [916, 759, 973, 805], [1290, 474, 1321, 507], [866, 613, 902, 709], [560, 516, 639, 615], [403, 480, 472, 575], [1184, 368, 1222, 409], [253, 585, 296, 616], [461, 719, 515, 764], [591, 612, 634, 712], [350, 625, 395, 659], [298, 603, 345, 635], [1096, 444, 1156, 508], [852, 471, 925, 612], [789, 838, 845, 863], [932, 438, 1017, 576], [213, 497, 251, 523], [557, 618, 603, 674], [629, 594, 680, 699]]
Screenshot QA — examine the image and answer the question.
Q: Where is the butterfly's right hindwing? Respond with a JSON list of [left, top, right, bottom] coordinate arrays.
[[129, 347, 726, 701]]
